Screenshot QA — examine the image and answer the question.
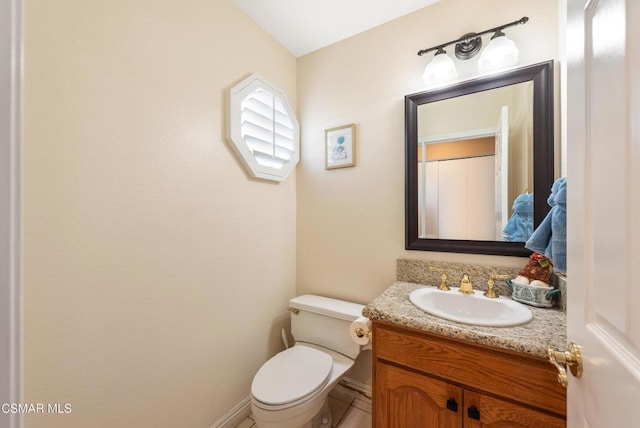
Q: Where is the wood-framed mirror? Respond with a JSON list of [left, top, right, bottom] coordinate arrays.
[[405, 61, 554, 256]]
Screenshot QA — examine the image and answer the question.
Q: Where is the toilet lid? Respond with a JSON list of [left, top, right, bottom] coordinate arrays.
[[251, 346, 333, 406]]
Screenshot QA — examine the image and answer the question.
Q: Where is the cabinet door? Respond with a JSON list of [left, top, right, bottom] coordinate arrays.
[[463, 390, 565, 428], [375, 362, 462, 428]]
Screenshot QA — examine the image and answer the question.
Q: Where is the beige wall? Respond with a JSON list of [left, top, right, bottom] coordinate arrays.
[[417, 82, 528, 137], [23, 0, 296, 426], [21, 0, 561, 423], [296, 0, 559, 382], [297, 0, 559, 302]]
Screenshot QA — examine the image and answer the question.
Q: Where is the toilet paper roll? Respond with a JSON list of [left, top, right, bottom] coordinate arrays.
[[350, 316, 372, 346]]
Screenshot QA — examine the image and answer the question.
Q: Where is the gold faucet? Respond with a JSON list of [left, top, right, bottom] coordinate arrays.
[[428, 266, 450, 291], [459, 273, 474, 294], [484, 274, 512, 298]]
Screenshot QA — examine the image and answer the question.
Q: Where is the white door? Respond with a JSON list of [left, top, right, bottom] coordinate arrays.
[[494, 106, 509, 240], [438, 158, 468, 239], [466, 155, 495, 241], [420, 160, 439, 239], [437, 156, 494, 240], [1, 1, 22, 428], [566, 0, 640, 426]]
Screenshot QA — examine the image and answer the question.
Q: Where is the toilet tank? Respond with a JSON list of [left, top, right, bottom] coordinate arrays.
[[289, 295, 364, 360]]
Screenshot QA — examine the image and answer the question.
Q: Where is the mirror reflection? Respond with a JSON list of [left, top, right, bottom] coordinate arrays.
[[405, 61, 554, 257], [417, 82, 534, 242]]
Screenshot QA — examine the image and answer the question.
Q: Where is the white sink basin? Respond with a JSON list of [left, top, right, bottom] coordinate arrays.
[[409, 287, 533, 327]]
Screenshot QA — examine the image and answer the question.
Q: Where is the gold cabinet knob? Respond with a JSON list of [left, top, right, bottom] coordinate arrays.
[[548, 342, 583, 387]]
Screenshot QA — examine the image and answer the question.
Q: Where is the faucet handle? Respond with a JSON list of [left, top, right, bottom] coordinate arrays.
[[484, 274, 512, 298], [428, 266, 450, 291]]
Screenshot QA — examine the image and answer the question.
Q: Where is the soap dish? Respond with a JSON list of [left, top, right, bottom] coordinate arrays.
[[507, 279, 560, 308]]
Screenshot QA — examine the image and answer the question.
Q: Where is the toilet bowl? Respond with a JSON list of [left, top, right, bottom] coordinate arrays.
[[250, 295, 365, 428]]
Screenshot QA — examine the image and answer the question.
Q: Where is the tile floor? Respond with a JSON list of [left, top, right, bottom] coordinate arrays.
[[237, 383, 372, 428]]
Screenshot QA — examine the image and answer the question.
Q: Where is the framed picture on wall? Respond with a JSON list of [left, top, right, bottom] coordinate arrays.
[[325, 124, 356, 169]]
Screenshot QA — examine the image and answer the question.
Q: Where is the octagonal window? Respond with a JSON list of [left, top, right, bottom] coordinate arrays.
[[227, 74, 300, 182]]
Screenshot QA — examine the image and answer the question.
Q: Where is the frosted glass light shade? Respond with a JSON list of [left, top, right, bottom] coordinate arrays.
[[478, 34, 519, 73], [422, 51, 458, 84]]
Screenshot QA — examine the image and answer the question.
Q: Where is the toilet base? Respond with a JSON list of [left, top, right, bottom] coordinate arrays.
[[306, 399, 332, 428], [251, 345, 356, 428], [252, 396, 331, 428]]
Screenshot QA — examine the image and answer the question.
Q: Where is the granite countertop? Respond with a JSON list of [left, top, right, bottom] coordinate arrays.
[[362, 282, 567, 359]]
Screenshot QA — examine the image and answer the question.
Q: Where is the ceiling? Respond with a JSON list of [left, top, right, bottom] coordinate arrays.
[[233, 0, 442, 57]]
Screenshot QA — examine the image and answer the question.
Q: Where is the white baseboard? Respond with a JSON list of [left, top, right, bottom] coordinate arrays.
[[211, 377, 371, 428], [210, 396, 252, 428]]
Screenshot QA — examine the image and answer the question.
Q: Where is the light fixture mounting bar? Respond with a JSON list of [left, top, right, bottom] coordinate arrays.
[[416, 16, 529, 57]]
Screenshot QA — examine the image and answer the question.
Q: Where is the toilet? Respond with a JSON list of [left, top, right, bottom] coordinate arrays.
[[250, 295, 365, 428]]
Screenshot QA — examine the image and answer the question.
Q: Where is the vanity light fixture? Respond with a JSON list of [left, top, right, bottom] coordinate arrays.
[[477, 29, 520, 73], [422, 47, 458, 84], [417, 16, 529, 83]]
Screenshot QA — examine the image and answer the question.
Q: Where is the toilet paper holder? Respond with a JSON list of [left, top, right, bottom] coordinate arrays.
[[351, 316, 373, 346], [355, 327, 371, 339]]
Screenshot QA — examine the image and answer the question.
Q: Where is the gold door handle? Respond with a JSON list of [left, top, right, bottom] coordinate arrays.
[[548, 342, 583, 387]]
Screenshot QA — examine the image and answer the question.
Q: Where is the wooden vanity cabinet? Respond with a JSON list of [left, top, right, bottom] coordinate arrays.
[[372, 321, 566, 428], [376, 362, 462, 427]]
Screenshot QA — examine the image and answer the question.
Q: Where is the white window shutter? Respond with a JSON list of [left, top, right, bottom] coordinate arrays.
[[227, 74, 300, 182]]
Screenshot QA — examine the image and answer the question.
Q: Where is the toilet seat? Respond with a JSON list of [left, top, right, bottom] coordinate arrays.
[[251, 345, 333, 409]]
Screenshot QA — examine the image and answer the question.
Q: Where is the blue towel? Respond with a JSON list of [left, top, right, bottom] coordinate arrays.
[[503, 193, 534, 242], [525, 178, 567, 273]]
